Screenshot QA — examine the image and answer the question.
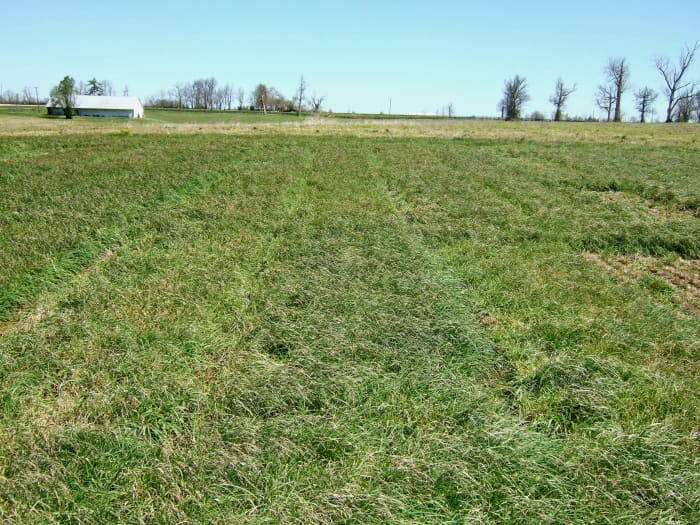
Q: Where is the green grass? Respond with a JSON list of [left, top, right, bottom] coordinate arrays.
[[143, 108, 305, 124], [0, 118, 699, 523], [0, 105, 45, 116], [327, 111, 467, 120]]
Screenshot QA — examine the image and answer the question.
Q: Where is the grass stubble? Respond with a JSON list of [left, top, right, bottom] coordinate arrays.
[[0, 113, 699, 523]]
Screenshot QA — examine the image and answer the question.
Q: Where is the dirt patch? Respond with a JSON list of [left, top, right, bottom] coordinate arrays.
[[583, 252, 700, 314], [479, 313, 500, 328]]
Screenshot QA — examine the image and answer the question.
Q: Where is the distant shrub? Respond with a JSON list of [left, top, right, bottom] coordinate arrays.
[[564, 115, 600, 122], [638, 185, 676, 204], [679, 197, 700, 215]]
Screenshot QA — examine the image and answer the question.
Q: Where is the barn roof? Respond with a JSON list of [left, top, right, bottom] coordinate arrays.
[[46, 95, 142, 110]]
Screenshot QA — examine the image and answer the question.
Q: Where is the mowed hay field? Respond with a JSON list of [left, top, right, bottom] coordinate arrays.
[[1, 114, 699, 524]]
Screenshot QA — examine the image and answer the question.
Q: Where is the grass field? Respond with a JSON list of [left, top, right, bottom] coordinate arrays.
[[1, 112, 699, 523], [144, 108, 304, 124]]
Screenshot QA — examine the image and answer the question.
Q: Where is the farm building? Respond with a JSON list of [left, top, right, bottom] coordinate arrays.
[[46, 95, 144, 118]]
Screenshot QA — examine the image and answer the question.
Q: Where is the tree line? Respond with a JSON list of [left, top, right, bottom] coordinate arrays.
[[0, 86, 45, 105], [45, 73, 324, 119], [37, 42, 700, 121], [147, 76, 324, 114], [501, 43, 699, 122]]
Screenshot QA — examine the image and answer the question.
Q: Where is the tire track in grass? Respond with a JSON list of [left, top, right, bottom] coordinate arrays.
[[205, 139, 507, 523], [251, 140, 677, 524], [371, 138, 700, 524], [0, 139, 322, 523], [0, 152, 249, 335], [0, 134, 248, 324]]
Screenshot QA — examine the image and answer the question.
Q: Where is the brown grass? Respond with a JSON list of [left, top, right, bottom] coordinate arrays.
[[583, 252, 700, 314], [2, 113, 700, 146], [0, 248, 116, 337], [595, 191, 695, 220]]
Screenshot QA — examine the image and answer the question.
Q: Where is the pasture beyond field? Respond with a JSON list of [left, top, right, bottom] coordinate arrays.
[[0, 113, 699, 523]]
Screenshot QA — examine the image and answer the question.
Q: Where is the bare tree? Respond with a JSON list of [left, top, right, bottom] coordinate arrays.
[[221, 84, 234, 110], [268, 87, 282, 111], [170, 83, 187, 109], [634, 87, 658, 123], [309, 94, 325, 112], [2, 90, 20, 104], [101, 80, 114, 96], [21, 86, 34, 104], [595, 85, 615, 121], [655, 42, 699, 123], [213, 87, 224, 110], [294, 75, 307, 116], [605, 57, 630, 122], [203, 77, 217, 110], [267, 88, 291, 112], [447, 102, 455, 118], [549, 78, 576, 121], [123, 85, 129, 96], [675, 89, 696, 122], [192, 79, 206, 109], [502, 75, 529, 120], [252, 84, 269, 113], [236, 87, 245, 110], [183, 84, 194, 109], [212, 84, 233, 110], [696, 92, 700, 122], [191, 79, 202, 108]]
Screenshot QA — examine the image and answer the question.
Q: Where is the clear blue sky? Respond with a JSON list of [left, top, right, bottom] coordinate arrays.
[[2, 0, 698, 119]]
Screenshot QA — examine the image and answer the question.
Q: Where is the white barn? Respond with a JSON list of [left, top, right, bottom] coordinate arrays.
[[46, 95, 144, 118]]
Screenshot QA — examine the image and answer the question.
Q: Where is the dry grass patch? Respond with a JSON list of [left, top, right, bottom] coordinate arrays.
[[595, 191, 696, 221], [3, 111, 700, 146], [583, 252, 700, 313]]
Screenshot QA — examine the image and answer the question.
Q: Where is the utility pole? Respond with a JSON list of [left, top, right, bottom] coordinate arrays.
[[389, 98, 392, 115], [34, 86, 39, 112]]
